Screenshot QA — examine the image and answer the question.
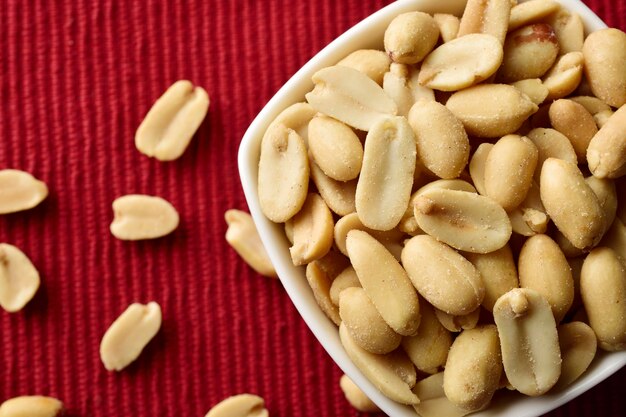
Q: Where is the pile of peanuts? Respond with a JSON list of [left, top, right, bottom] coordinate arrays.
[[256, 0, 626, 414]]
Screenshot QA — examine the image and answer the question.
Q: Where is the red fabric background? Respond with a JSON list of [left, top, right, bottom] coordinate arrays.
[[0, 1, 624, 416]]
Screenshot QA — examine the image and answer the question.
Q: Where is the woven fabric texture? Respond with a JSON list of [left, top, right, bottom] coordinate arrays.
[[1, 0, 625, 416]]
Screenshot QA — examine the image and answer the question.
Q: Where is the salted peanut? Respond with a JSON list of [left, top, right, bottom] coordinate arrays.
[[553, 230, 585, 258], [402, 301, 452, 374], [468, 143, 493, 196], [518, 234, 574, 323], [0, 396, 64, 417], [443, 325, 502, 411], [306, 66, 397, 131], [308, 115, 363, 182], [555, 321, 597, 389], [135, 80, 209, 161], [340, 287, 402, 354], [347, 230, 420, 335], [0, 170, 48, 214], [511, 79, 548, 105], [385, 349, 419, 388], [414, 188, 512, 253], [339, 374, 381, 413], [225, 210, 276, 278], [526, 128, 577, 182], [309, 159, 356, 216], [593, 109, 614, 129], [583, 28, 626, 108], [542, 51, 584, 100], [508, 180, 548, 236], [0, 244, 41, 313], [337, 49, 391, 85], [567, 257, 584, 313], [587, 105, 626, 179], [433, 13, 460, 43], [434, 307, 480, 333], [289, 193, 333, 265], [549, 99, 597, 162], [569, 96, 611, 116], [110, 194, 179, 240], [418, 34, 503, 91], [258, 123, 308, 223], [205, 394, 268, 417], [484, 135, 538, 211], [356, 116, 416, 231], [407, 100, 469, 178], [464, 245, 518, 312], [581, 247, 626, 351], [457, 0, 511, 44], [383, 64, 435, 117], [402, 235, 484, 315], [384, 12, 439, 64], [339, 323, 419, 404], [540, 158, 604, 250], [493, 288, 561, 396], [508, 0, 560, 32], [413, 373, 472, 417], [265, 102, 317, 143], [334, 213, 404, 257], [602, 218, 626, 265], [585, 176, 617, 234], [284, 221, 293, 244], [499, 24, 559, 83], [546, 9, 584, 54], [446, 84, 538, 137], [330, 266, 361, 306], [305, 260, 341, 326], [314, 249, 351, 281], [100, 301, 162, 371]]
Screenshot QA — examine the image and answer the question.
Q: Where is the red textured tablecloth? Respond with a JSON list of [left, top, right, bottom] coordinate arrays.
[[1, 1, 625, 416]]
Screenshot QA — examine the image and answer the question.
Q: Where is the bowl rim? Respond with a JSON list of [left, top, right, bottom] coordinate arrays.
[[238, 0, 626, 416]]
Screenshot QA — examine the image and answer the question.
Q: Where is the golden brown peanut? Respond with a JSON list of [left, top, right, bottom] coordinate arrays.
[[386, 349, 419, 388], [340, 287, 402, 354], [305, 66, 397, 131], [526, 128, 578, 182], [493, 288, 561, 396], [308, 115, 363, 182], [540, 158, 604, 250], [549, 99, 598, 162], [110, 194, 179, 240], [594, 109, 614, 129], [0, 396, 64, 417], [508, 181, 549, 236], [309, 158, 356, 216], [383, 64, 435, 117], [330, 266, 361, 306], [402, 235, 484, 315], [508, 0, 560, 32], [554, 230, 585, 258], [334, 212, 404, 258], [484, 134, 538, 211], [306, 260, 341, 326], [265, 102, 317, 143], [205, 394, 269, 417], [314, 249, 352, 281], [0, 169, 48, 214], [468, 143, 493, 196], [135, 80, 209, 161], [347, 230, 420, 336], [601, 218, 626, 265], [100, 301, 162, 371], [582, 28, 626, 108], [433, 13, 460, 43], [457, 0, 511, 44], [569, 96, 612, 116], [289, 193, 334, 266], [0, 243, 41, 313], [339, 374, 381, 413], [413, 188, 512, 253], [587, 104, 626, 179], [446, 84, 538, 138], [499, 24, 559, 82], [434, 307, 480, 333], [518, 234, 574, 323], [339, 323, 419, 404], [580, 247, 626, 351], [555, 321, 597, 389], [384, 12, 439, 64], [402, 301, 452, 374], [418, 34, 503, 91], [585, 176, 617, 234], [356, 116, 416, 231], [541, 51, 584, 100], [413, 372, 473, 417], [464, 245, 518, 312], [407, 100, 469, 179], [546, 8, 584, 54], [224, 209, 276, 278], [443, 325, 502, 411], [337, 49, 391, 85], [568, 257, 585, 313], [511, 78, 548, 105], [258, 123, 309, 223]]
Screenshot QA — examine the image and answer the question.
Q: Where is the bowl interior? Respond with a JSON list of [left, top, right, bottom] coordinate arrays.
[[238, 1, 626, 416]]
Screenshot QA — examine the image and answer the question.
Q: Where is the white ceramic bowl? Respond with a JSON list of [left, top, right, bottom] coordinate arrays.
[[238, 0, 626, 415]]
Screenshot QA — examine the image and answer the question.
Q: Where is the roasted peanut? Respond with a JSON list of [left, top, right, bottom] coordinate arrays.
[[339, 374, 381, 412], [0, 243, 41, 313], [433, 13, 460, 43], [434, 307, 480, 333], [384, 12, 439, 64], [511, 78, 549, 105], [587, 104, 626, 179], [508, 181, 549, 236], [468, 143, 494, 196], [333, 212, 404, 258], [549, 99, 598, 162], [601, 218, 626, 265], [225, 209, 276, 278], [329, 266, 361, 306], [110, 194, 180, 240], [337, 49, 391, 85], [546, 8, 584, 54], [384, 64, 435, 117], [457, 0, 511, 44], [541, 51, 584, 100], [266, 102, 317, 143], [499, 24, 559, 82], [204, 394, 269, 417], [526, 128, 577, 182], [289, 193, 334, 266], [0, 396, 63, 417], [309, 158, 357, 216], [508, 0, 560, 32], [586, 175, 617, 234], [555, 321, 597, 389], [582, 28, 626, 107], [305, 260, 341, 326], [0, 169, 48, 214]]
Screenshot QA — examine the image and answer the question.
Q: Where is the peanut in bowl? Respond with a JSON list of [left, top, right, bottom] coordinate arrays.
[[238, 0, 626, 416]]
